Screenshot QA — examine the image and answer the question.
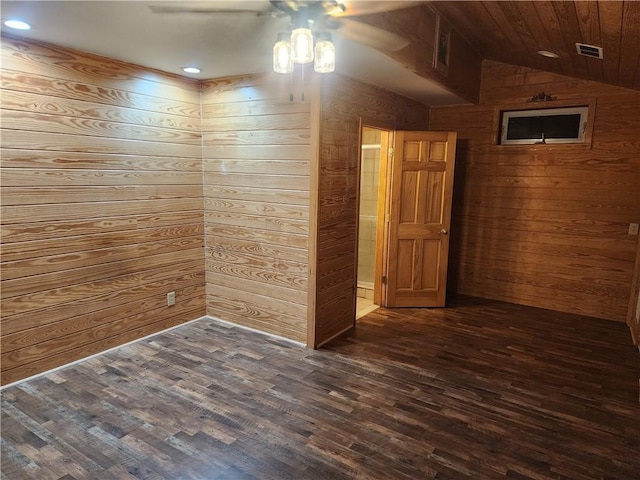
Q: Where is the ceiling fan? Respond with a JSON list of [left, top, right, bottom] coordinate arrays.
[[149, 1, 419, 73]]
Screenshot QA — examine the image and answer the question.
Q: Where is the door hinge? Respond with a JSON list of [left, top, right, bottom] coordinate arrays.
[[385, 213, 391, 223], [388, 147, 394, 158], [381, 276, 387, 285]]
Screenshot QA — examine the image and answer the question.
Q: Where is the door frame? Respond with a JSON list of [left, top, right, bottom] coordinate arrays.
[[373, 128, 392, 307], [356, 121, 394, 312]]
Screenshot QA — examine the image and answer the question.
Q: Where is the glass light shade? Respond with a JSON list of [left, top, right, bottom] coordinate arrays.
[[273, 33, 293, 74], [314, 33, 335, 73], [290, 27, 314, 64]]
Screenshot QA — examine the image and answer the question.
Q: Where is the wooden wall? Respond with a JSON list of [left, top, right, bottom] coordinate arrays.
[[313, 75, 429, 347], [627, 235, 640, 345], [356, 3, 482, 104], [0, 36, 205, 385], [429, 60, 640, 322], [200, 74, 314, 344]]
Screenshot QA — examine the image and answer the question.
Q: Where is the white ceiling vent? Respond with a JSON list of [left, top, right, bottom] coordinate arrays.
[[575, 43, 603, 59]]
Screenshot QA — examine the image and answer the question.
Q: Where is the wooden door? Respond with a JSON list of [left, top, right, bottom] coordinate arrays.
[[383, 131, 457, 307]]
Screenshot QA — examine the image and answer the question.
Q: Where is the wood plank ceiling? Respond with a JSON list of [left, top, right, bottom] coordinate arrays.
[[428, 1, 640, 91]]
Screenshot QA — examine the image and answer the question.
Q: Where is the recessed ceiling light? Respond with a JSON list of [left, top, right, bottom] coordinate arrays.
[[4, 19, 31, 30], [182, 67, 201, 74], [538, 50, 559, 59]]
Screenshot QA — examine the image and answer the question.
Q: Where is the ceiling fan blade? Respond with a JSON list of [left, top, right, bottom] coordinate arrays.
[[336, 1, 422, 17], [337, 18, 410, 51], [148, 3, 274, 15]]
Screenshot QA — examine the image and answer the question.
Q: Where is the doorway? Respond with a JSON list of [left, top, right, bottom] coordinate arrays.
[[355, 128, 458, 319], [356, 126, 390, 319]]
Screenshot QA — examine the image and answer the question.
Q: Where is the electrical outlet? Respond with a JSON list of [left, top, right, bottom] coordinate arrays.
[[629, 223, 639, 236], [167, 291, 176, 306]]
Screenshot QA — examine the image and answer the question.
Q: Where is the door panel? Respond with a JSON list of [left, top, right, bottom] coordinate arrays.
[[424, 171, 444, 223], [384, 131, 456, 307], [396, 240, 415, 289], [421, 240, 441, 289]]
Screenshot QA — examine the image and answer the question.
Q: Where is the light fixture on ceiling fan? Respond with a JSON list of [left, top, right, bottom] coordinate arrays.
[[273, 29, 335, 74], [272, 2, 340, 74]]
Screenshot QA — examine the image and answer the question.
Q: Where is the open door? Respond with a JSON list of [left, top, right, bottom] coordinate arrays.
[[382, 131, 457, 307]]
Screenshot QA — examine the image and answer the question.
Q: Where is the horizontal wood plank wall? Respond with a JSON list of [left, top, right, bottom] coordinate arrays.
[[0, 36, 205, 385], [201, 74, 312, 344], [314, 75, 429, 346], [429, 60, 640, 322]]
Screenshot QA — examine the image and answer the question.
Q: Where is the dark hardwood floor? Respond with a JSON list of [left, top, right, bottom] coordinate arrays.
[[1, 296, 639, 479]]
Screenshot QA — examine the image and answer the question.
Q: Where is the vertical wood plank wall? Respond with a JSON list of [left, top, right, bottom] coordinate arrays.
[[200, 74, 313, 343], [429, 60, 640, 322], [627, 235, 640, 345], [0, 37, 205, 385], [313, 75, 429, 346]]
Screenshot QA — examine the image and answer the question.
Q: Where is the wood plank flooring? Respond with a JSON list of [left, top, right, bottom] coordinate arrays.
[[1, 295, 639, 479]]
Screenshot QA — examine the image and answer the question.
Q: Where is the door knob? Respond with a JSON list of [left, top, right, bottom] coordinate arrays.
[[440, 229, 448, 235]]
